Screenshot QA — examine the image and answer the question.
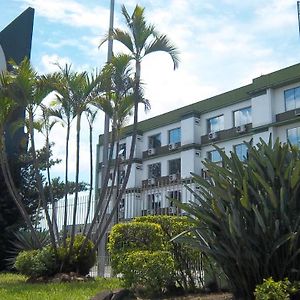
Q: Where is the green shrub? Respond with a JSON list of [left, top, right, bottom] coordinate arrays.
[[134, 215, 203, 290], [14, 247, 57, 278], [108, 221, 165, 255], [180, 139, 300, 299], [254, 278, 290, 300], [118, 250, 175, 296], [57, 234, 96, 275]]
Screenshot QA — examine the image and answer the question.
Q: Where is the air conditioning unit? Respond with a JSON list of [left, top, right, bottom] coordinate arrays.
[[148, 148, 155, 155], [295, 108, 300, 116], [208, 132, 218, 140], [168, 143, 178, 150], [136, 164, 143, 170], [169, 207, 176, 214], [169, 174, 178, 181], [236, 124, 246, 133], [147, 178, 155, 185]]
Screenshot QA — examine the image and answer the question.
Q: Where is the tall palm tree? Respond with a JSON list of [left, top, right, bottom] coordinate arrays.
[[45, 67, 76, 247], [82, 107, 98, 235], [94, 4, 179, 248], [81, 54, 136, 250], [38, 104, 60, 242], [52, 66, 102, 255]]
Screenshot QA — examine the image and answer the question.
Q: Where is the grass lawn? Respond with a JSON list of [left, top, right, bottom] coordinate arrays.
[[0, 273, 122, 300]]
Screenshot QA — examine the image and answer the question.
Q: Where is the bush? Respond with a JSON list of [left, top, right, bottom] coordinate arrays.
[[180, 139, 300, 299], [57, 234, 96, 275], [254, 278, 290, 300], [118, 250, 175, 296], [14, 247, 57, 278], [134, 215, 203, 290], [108, 222, 165, 255]]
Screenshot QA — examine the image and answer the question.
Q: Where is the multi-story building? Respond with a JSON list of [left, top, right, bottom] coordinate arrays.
[[95, 62, 300, 222]]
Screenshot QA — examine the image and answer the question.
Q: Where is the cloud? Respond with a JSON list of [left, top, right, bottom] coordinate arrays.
[[21, 0, 109, 31]]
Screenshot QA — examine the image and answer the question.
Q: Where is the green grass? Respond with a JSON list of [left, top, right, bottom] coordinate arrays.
[[0, 273, 122, 300]]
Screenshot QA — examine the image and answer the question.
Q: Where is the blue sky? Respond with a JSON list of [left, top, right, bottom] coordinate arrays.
[[1, 0, 300, 182]]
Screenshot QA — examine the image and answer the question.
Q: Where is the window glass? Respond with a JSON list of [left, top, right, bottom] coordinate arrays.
[[169, 128, 181, 144], [234, 144, 248, 161], [234, 107, 252, 127], [208, 115, 224, 133], [148, 163, 161, 178], [207, 149, 222, 163], [148, 133, 161, 148], [168, 158, 181, 175], [284, 87, 300, 111], [287, 127, 300, 147]]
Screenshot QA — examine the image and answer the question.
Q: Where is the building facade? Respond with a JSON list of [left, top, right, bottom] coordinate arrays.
[[95, 62, 300, 222]]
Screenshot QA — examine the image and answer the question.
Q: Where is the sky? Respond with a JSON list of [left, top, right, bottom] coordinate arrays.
[[1, 0, 300, 184]]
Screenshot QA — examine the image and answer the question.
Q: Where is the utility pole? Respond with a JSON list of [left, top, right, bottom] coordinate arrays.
[[98, 0, 114, 277]]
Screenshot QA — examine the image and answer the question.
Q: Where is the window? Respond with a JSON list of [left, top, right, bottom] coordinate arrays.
[[287, 127, 300, 147], [148, 133, 161, 148], [234, 144, 248, 161], [234, 107, 252, 127], [169, 128, 181, 144], [168, 158, 181, 175], [207, 149, 222, 163], [148, 162, 161, 179], [285, 86, 300, 111], [207, 115, 224, 133]]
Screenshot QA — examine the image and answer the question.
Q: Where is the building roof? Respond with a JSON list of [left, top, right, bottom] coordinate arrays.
[[98, 62, 300, 144]]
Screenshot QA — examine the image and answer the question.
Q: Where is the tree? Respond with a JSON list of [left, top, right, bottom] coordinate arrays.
[[3, 59, 57, 252], [93, 4, 179, 249], [49, 66, 102, 255]]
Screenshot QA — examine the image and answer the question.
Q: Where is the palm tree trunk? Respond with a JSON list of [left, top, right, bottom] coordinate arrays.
[[28, 109, 57, 253], [83, 123, 94, 235], [45, 134, 60, 243], [79, 128, 117, 254], [62, 122, 71, 247], [69, 112, 82, 255]]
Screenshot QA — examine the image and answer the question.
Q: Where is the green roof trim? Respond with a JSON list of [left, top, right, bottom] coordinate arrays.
[[98, 62, 300, 145]]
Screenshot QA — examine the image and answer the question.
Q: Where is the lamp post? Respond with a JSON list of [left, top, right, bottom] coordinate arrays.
[[98, 0, 114, 277]]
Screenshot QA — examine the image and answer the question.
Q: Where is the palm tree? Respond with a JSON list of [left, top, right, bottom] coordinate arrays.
[[38, 104, 60, 242], [81, 54, 136, 250], [82, 107, 98, 235], [51, 66, 102, 255], [94, 4, 179, 248]]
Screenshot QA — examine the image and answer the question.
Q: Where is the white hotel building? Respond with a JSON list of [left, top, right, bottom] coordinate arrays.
[[95, 63, 300, 222]]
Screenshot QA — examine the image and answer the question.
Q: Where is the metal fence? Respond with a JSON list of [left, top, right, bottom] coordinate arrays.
[[40, 177, 202, 277]]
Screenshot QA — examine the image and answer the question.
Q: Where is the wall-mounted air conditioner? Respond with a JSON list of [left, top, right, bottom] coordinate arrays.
[[208, 132, 218, 140], [168, 143, 178, 150], [148, 148, 155, 155], [147, 178, 155, 185], [236, 124, 246, 133], [136, 164, 143, 170], [295, 108, 300, 116], [169, 174, 178, 181]]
